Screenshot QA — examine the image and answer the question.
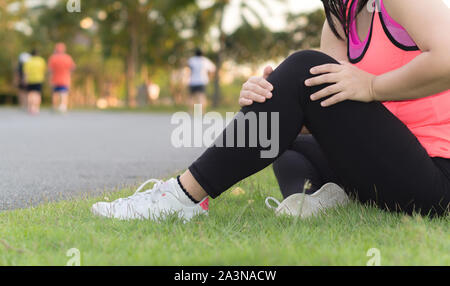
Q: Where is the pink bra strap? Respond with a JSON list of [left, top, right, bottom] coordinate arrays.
[[379, 0, 418, 48]]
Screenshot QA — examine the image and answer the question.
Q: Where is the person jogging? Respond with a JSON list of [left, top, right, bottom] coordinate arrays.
[[48, 43, 76, 113], [92, 0, 450, 220], [24, 49, 46, 115], [187, 48, 216, 112]]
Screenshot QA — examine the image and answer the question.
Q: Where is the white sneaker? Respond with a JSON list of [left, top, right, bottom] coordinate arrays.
[[265, 183, 349, 218], [91, 178, 209, 221]]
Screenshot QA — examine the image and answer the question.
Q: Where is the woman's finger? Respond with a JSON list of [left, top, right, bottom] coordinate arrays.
[[250, 77, 273, 92], [239, 97, 253, 107], [305, 73, 340, 87], [320, 92, 348, 107], [310, 83, 343, 101], [310, 64, 342, 75], [263, 66, 274, 79], [245, 82, 272, 98], [241, 90, 266, 103], [258, 77, 274, 92]]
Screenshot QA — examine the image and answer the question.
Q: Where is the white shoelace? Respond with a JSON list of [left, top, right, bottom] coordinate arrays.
[[115, 179, 164, 204], [265, 197, 281, 210], [266, 181, 311, 211]]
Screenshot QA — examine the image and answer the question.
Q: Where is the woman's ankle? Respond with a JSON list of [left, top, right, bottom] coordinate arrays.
[[179, 170, 208, 202]]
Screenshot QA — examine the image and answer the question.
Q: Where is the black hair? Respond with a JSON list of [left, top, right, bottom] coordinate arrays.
[[321, 0, 370, 40], [31, 49, 38, 56], [195, 48, 203, 57]]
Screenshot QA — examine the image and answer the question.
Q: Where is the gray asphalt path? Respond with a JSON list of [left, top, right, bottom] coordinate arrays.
[[0, 108, 205, 211]]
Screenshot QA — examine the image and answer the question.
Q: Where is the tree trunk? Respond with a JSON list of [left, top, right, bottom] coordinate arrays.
[[212, 11, 226, 108], [126, 12, 139, 108], [212, 53, 222, 108]]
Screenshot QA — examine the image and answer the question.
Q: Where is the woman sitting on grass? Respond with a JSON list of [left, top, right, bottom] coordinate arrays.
[[92, 0, 450, 220]]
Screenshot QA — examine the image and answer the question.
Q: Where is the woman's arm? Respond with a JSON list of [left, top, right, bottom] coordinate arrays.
[[320, 19, 348, 62], [373, 0, 450, 101]]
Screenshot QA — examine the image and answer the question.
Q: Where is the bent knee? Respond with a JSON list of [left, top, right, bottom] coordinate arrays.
[[288, 50, 338, 62], [267, 50, 340, 87], [284, 50, 339, 72]]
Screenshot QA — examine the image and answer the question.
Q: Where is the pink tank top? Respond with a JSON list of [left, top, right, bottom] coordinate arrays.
[[347, 0, 450, 158]]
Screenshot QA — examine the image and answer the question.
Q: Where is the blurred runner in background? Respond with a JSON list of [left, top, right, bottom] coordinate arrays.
[[48, 43, 76, 113], [187, 48, 216, 113], [24, 49, 46, 115]]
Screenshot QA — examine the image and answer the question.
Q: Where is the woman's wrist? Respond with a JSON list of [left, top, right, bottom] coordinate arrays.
[[370, 76, 380, 102]]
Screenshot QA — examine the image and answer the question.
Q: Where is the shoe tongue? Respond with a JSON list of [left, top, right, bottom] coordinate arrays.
[[160, 178, 180, 197]]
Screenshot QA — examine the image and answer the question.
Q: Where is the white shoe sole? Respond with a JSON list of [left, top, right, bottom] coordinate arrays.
[[276, 183, 349, 218], [91, 202, 207, 221]]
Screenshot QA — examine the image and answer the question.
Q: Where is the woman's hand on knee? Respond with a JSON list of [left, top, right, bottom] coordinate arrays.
[[305, 61, 376, 107], [239, 66, 274, 107]]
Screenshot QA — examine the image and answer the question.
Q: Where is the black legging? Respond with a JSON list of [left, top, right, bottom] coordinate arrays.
[[273, 134, 341, 198], [188, 50, 450, 216]]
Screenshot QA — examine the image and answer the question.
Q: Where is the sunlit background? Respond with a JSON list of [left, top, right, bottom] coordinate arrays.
[[0, 0, 449, 109]]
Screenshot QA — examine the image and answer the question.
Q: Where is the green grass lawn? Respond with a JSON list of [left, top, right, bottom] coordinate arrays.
[[0, 167, 449, 266]]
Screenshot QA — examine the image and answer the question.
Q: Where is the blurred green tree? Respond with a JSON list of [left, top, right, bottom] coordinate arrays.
[[192, 0, 288, 107], [190, 1, 325, 107], [0, 0, 28, 95], [29, 0, 197, 106], [0, 0, 325, 107], [82, 0, 197, 106]]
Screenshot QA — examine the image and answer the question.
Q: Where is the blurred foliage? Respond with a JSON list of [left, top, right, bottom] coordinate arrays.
[[0, 0, 324, 107]]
